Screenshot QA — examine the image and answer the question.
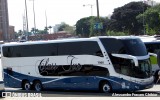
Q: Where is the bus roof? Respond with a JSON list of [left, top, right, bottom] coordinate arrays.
[[137, 36, 160, 43], [1, 36, 140, 47]]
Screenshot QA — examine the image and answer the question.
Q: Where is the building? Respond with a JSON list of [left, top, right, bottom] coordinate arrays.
[[0, 0, 9, 41], [8, 25, 15, 41]]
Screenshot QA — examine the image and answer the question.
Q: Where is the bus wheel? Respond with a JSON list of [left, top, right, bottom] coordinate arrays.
[[22, 81, 31, 91], [33, 81, 43, 91], [100, 81, 112, 93]]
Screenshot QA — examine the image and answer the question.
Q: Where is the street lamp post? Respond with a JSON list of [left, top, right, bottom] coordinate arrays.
[[25, 0, 29, 39], [30, 0, 36, 34], [83, 4, 93, 16]]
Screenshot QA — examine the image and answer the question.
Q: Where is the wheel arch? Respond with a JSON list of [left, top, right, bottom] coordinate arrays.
[[99, 80, 112, 89], [33, 79, 42, 84], [98, 79, 113, 92], [21, 79, 29, 87], [32, 79, 43, 91]]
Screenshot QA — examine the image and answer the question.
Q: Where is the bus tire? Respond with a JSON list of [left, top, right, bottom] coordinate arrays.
[[22, 80, 31, 91], [154, 70, 160, 84], [33, 81, 43, 91], [99, 81, 112, 93]]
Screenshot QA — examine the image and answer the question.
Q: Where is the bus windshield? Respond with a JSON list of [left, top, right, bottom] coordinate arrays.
[[110, 57, 152, 78], [121, 39, 147, 56], [100, 38, 147, 56], [100, 38, 152, 78]]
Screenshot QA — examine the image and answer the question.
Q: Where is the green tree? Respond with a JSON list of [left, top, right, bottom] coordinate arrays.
[[76, 17, 91, 37], [14, 30, 23, 39], [58, 23, 75, 34], [18, 30, 23, 35], [76, 16, 109, 37], [44, 27, 49, 34], [110, 2, 150, 35], [106, 30, 129, 36], [137, 4, 160, 35], [31, 28, 37, 34]]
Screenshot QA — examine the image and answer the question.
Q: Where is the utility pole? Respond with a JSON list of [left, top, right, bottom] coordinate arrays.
[[96, 0, 102, 36], [25, 0, 29, 40], [96, 0, 100, 19], [45, 10, 48, 29], [30, 0, 36, 34]]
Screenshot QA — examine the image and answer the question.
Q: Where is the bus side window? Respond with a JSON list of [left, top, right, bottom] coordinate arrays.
[[3, 47, 13, 57]]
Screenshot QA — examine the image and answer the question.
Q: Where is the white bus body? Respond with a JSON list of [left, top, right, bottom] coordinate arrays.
[[1, 36, 153, 92]]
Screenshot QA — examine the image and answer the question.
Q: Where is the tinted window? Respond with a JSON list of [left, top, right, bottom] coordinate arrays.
[[100, 38, 126, 54], [58, 41, 103, 57], [58, 42, 81, 55], [3, 41, 103, 57], [3, 43, 57, 57], [121, 39, 147, 56], [100, 38, 147, 56]]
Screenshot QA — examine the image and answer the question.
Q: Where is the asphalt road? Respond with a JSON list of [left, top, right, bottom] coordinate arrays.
[[2, 84, 160, 97]]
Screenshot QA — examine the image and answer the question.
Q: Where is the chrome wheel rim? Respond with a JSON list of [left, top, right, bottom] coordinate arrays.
[[24, 83, 30, 90], [103, 84, 111, 92], [35, 83, 41, 91]]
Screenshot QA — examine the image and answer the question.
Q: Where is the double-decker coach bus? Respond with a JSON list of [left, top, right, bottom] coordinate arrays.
[[139, 36, 160, 83], [1, 36, 153, 92]]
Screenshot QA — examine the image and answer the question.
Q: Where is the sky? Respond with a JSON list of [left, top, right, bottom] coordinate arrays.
[[8, 0, 160, 32]]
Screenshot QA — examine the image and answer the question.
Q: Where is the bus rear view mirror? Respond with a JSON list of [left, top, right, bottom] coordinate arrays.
[[149, 53, 157, 57], [111, 53, 138, 66]]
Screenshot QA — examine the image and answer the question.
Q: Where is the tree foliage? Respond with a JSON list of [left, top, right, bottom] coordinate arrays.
[[110, 2, 150, 35], [137, 4, 160, 35], [76, 16, 109, 37], [75, 2, 150, 37], [58, 23, 75, 34], [76, 17, 92, 37]]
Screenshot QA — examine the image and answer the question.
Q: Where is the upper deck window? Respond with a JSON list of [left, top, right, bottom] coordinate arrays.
[[100, 38, 147, 56], [2, 41, 103, 57], [58, 41, 103, 57]]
